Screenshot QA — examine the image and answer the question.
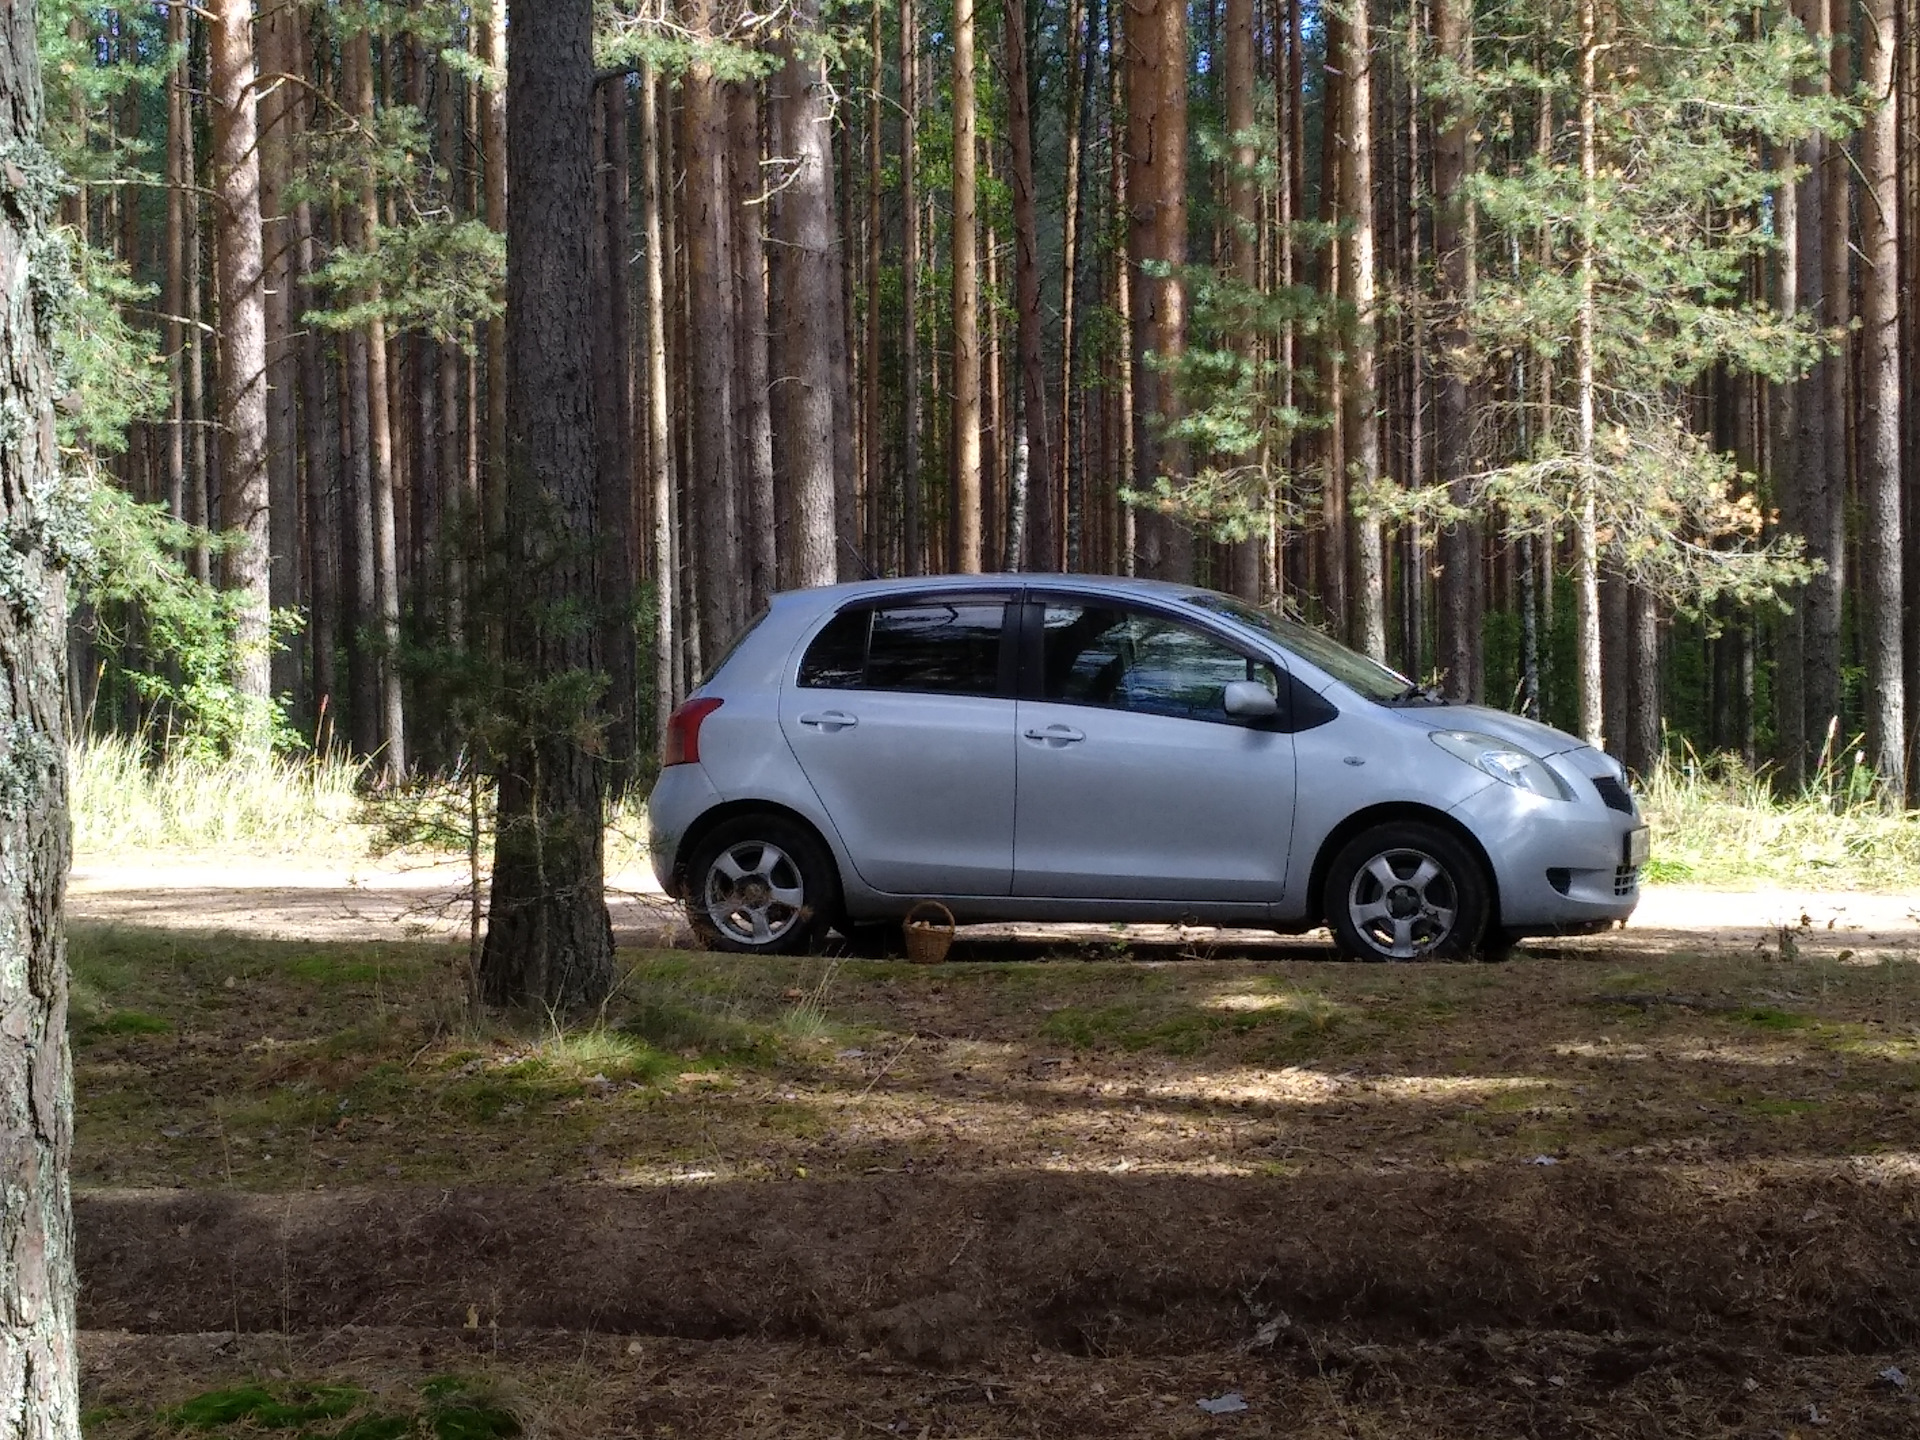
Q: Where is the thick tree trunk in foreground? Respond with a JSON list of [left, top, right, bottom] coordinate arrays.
[[0, 5, 82, 1432], [210, 0, 271, 737], [481, 0, 616, 1010]]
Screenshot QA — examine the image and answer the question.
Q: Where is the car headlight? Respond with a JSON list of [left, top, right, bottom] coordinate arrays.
[[1430, 730, 1575, 801]]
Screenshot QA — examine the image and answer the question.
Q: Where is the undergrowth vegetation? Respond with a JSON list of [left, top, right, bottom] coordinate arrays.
[[70, 737, 1920, 895], [70, 737, 652, 869], [1640, 755, 1920, 890]]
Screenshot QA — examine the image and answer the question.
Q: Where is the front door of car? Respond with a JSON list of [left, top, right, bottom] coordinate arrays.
[[1011, 599, 1296, 902], [778, 594, 1017, 897]]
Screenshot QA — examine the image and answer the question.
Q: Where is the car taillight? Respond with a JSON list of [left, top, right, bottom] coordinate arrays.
[[662, 697, 723, 766]]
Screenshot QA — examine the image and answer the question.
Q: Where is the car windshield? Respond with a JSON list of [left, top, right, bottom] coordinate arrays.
[[1186, 593, 1421, 704]]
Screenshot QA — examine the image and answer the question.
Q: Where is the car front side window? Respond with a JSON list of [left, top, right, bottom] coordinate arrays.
[[1038, 602, 1276, 723]]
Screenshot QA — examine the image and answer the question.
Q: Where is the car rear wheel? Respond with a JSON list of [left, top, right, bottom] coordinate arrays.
[[686, 814, 838, 955], [1324, 822, 1490, 962]]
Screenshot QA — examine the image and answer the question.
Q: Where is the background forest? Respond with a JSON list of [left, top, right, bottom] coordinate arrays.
[[42, 0, 1920, 804]]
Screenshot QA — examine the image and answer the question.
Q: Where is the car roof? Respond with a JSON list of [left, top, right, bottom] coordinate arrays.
[[772, 572, 1222, 611]]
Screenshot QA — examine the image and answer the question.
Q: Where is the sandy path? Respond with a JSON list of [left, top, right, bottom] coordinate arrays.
[[65, 850, 1919, 959]]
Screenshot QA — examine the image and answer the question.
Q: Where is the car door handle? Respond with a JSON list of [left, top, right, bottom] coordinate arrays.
[[797, 710, 858, 732], [1023, 724, 1085, 745]]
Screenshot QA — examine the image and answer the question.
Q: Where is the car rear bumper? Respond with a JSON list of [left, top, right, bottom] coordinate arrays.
[[646, 764, 725, 897]]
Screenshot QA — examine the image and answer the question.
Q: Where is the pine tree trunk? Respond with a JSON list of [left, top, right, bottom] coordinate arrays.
[[639, 65, 677, 748], [0, 8, 82, 1430], [210, 0, 272, 740], [1127, 0, 1191, 582], [348, 30, 405, 778], [1341, 0, 1385, 660], [1223, 0, 1259, 600], [900, 0, 923, 575], [682, 7, 741, 657], [726, 85, 775, 609], [1432, 0, 1480, 700], [258, 0, 301, 716], [482, 0, 509, 550], [593, 78, 637, 779], [481, 0, 615, 1010], [767, 3, 844, 588], [1572, 0, 1603, 747], [1772, 133, 1806, 789], [1007, 0, 1051, 571], [1859, 0, 1905, 798], [1805, 0, 1848, 762], [951, 0, 983, 572], [164, 2, 187, 532]]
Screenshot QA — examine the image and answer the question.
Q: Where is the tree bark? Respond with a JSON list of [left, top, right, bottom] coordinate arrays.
[[1859, 0, 1905, 798], [345, 29, 404, 778], [1772, 133, 1805, 789], [639, 64, 676, 747], [482, 0, 509, 551], [0, 6, 82, 1431], [258, 0, 301, 716], [768, 0, 844, 588], [1223, 0, 1259, 600], [210, 0, 271, 741], [681, 4, 742, 658], [729, 82, 776, 613], [1341, 0, 1385, 660], [1572, 0, 1603, 747], [1432, 0, 1480, 701], [899, 0, 923, 573], [1127, 0, 1191, 582], [481, 0, 616, 1010], [1805, 0, 1847, 763], [951, 0, 983, 572], [593, 77, 637, 780], [1007, 0, 1051, 572]]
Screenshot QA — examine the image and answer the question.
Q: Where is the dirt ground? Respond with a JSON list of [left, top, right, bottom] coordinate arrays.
[[64, 848, 1920, 959], [67, 856, 1920, 1438]]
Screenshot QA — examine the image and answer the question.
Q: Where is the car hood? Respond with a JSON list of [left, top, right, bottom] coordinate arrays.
[[1400, 703, 1590, 759]]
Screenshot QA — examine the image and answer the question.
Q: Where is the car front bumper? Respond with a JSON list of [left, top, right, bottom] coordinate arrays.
[[1450, 780, 1643, 936]]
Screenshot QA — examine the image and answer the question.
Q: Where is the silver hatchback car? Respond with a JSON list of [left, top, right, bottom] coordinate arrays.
[[648, 575, 1646, 960]]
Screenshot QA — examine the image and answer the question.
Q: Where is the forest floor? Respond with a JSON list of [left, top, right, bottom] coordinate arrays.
[[66, 854, 1920, 1438]]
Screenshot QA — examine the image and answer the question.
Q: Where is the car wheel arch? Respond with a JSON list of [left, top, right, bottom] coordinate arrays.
[[1305, 802, 1501, 933], [672, 800, 843, 900]]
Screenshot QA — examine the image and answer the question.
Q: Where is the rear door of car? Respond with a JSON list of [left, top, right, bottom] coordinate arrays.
[[1010, 594, 1297, 902], [778, 592, 1018, 896]]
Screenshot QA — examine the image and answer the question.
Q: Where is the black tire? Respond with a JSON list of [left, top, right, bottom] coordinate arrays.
[[684, 814, 839, 955], [1323, 821, 1491, 962]]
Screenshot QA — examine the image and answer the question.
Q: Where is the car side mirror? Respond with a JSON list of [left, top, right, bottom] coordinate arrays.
[[1223, 679, 1278, 719]]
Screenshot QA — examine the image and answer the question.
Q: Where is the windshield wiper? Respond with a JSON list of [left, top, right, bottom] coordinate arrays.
[[1389, 682, 1448, 705]]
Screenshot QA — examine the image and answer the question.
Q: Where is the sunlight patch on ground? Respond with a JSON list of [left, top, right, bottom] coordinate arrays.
[[1554, 1038, 1813, 1066]]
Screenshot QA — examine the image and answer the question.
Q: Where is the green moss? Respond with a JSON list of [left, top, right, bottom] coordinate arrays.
[[89, 1009, 173, 1036]]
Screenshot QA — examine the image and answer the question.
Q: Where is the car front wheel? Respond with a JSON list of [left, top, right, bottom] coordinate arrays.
[[1324, 822, 1490, 962], [685, 814, 838, 954]]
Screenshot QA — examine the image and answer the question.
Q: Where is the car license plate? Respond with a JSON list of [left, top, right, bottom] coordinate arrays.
[[1625, 827, 1649, 867]]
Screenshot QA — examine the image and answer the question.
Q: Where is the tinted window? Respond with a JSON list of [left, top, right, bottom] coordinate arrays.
[[1039, 604, 1275, 723], [796, 608, 870, 689], [1186, 592, 1415, 702], [798, 600, 1006, 695]]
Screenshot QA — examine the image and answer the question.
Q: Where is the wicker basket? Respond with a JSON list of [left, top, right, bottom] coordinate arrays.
[[902, 900, 956, 964]]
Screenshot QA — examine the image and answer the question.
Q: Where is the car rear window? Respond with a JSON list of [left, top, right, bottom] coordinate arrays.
[[798, 600, 1006, 695]]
